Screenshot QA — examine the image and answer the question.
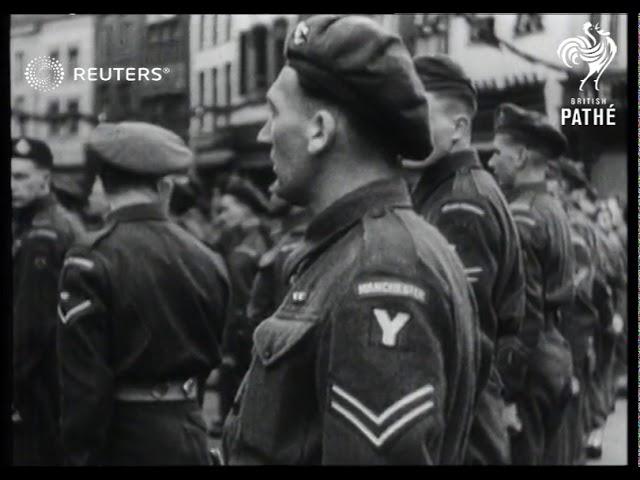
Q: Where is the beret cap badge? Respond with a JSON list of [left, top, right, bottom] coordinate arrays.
[[15, 138, 31, 156], [293, 22, 310, 45]]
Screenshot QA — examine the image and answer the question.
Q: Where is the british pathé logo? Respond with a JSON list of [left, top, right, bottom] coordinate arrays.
[[557, 21, 617, 92]]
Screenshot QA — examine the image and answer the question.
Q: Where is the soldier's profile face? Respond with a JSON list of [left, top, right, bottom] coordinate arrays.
[[488, 134, 519, 188], [11, 158, 50, 209], [258, 66, 317, 206]]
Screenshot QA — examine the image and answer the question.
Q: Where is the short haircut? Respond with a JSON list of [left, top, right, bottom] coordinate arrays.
[[432, 90, 478, 118], [298, 82, 398, 162], [86, 146, 160, 195]]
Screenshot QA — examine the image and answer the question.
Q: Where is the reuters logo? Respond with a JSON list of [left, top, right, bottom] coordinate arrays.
[[24, 56, 65, 92]]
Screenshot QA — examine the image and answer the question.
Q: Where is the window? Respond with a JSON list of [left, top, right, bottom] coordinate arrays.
[[199, 15, 205, 50], [253, 25, 268, 91], [415, 14, 449, 53], [514, 14, 544, 36], [469, 15, 497, 45], [239, 32, 248, 95], [198, 71, 205, 129], [14, 51, 24, 82], [273, 19, 288, 79], [49, 49, 59, 61], [67, 99, 79, 134], [609, 14, 619, 42], [117, 83, 131, 118], [211, 67, 218, 107], [14, 96, 25, 111], [48, 100, 60, 136], [590, 13, 602, 27], [225, 63, 231, 107], [68, 47, 79, 74], [225, 15, 232, 42], [212, 14, 218, 46]]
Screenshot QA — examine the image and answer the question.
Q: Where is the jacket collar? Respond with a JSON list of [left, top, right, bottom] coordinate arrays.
[[504, 181, 548, 202], [412, 149, 481, 205], [284, 177, 412, 279], [106, 201, 168, 224]]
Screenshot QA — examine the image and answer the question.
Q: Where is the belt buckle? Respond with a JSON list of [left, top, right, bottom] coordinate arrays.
[[182, 378, 196, 398], [151, 382, 170, 400]]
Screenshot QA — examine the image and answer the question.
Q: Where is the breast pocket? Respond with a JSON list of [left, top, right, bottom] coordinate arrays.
[[237, 313, 319, 462]]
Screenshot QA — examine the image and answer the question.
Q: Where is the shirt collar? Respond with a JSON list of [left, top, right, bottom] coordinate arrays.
[[106, 202, 168, 224], [412, 149, 481, 204]]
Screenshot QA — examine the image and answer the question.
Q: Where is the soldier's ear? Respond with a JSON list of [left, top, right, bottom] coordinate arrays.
[[452, 114, 470, 141], [307, 109, 336, 155]]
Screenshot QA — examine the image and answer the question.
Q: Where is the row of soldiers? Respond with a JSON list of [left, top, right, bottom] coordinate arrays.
[[12, 14, 627, 465]]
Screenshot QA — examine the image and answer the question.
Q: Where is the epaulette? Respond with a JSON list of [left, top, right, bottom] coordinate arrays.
[[74, 220, 117, 249]]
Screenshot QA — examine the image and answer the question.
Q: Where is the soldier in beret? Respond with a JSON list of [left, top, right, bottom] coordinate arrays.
[[209, 177, 273, 437], [56, 122, 231, 465], [488, 104, 576, 465], [222, 15, 481, 465], [12, 137, 84, 465], [408, 55, 526, 465]]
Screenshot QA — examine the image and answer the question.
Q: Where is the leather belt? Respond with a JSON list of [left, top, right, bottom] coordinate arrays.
[[115, 378, 198, 402]]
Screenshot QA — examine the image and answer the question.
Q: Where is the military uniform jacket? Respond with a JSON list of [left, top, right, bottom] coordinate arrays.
[[558, 203, 600, 362], [412, 149, 525, 357], [57, 202, 230, 465], [13, 196, 83, 417], [223, 178, 480, 465], [505, 183, 575, 350]]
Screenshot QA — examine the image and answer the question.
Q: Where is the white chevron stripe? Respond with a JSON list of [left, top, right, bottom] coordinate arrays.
[[571, 235, 588, 250], [513, 215, 536, 227], [441, 202, 485, 217], [467, 277, 479, 284], [64, 257, 95, 270], [509, 202, 531, 212], [331, 384, 433, 425], [464, 267, 483, 274], [331, 400, 435, 448], [58, 300, 92, 325]]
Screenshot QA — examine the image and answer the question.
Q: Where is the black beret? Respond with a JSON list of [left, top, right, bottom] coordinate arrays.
[[87, 122, 193, 176], [285, 15, 432, 160], [12, 137, 53, 169], [413, 54, 477, 108], [52, 167, 96, 201], [494, 103, 568, 159], [555, 158, 597, 197]]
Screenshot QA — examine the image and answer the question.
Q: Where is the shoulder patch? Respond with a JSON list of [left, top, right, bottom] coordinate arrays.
[[512, 214, 536, 228], [356, 279, 427, 304], [64, 256, 95, 271], [509, 202, 531, 213], [441, 201, 485, 217], [329, 382, 435, 448], [26, 228, 58, 241]]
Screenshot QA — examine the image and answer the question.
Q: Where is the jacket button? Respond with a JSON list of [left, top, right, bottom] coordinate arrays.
[[264, 348, 272, 359]]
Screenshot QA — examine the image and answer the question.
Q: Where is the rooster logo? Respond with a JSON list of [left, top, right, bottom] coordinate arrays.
[[557, 22, 617, 92]]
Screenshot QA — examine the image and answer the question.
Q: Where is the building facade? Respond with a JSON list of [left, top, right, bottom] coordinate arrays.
[[189, 14, 298, 191], [383, 13, 628, 201], [11, 14, 97, 166]]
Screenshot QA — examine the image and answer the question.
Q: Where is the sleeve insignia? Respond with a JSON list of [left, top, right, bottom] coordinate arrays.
[[329, 383, 435, 448]]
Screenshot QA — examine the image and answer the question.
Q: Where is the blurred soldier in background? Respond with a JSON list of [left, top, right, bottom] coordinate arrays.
[[247, 190, 311, 325], [488, 104, 575, 465], [52, 165, 108, 231], [546, 158, 602, 464], [223, 15, 481, 465], [408, 55, 526, 465], [209, 176, 273, 437], [12, 137, 84, 465], [57, 122, 230, 465]]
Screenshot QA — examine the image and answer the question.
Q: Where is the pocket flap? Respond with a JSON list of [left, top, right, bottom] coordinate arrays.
[[253, 316, 315, 367]]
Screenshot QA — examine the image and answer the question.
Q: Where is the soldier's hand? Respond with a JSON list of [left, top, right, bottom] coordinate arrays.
[[612, 313, 624, 335], [502, 402, 522, 434], [11, 405, 22, 424]]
